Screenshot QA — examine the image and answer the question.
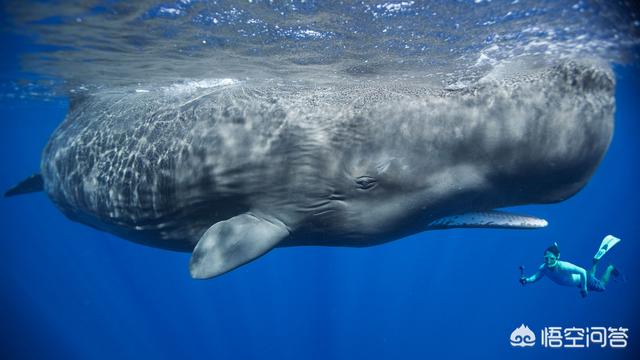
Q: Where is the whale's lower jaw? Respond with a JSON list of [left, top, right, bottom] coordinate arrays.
[[426, 210, 548, 230]]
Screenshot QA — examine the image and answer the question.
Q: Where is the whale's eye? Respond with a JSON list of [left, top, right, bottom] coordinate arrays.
[[355, 176, 377, 190]]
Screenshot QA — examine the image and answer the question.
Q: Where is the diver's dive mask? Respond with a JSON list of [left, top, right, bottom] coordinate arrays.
[[544, 252, 559, 267]]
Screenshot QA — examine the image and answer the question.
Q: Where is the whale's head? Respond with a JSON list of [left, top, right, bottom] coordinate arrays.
[[316, 61, 614, 243]]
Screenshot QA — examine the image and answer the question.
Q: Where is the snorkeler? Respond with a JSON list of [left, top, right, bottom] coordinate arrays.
[[520, 235, 623, 297]]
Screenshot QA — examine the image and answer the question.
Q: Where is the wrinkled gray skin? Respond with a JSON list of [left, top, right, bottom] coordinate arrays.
[[42, 61, 614, 275]]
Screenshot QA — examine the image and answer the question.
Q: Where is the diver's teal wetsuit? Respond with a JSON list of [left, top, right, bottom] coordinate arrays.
[[525, 261, 604, 291]]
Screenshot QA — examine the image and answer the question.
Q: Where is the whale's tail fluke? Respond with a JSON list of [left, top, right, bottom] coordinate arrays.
[[4, 173, 44, 197]]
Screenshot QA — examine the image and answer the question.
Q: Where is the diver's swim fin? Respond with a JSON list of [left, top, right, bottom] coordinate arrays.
[[4, 173, 44, 197], [593, 235, 621, 261], [426, 210, 548, 230]]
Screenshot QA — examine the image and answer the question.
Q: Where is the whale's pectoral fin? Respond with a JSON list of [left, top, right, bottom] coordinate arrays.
[[189, 213, 290, 279], [426, 210, 548, 230]]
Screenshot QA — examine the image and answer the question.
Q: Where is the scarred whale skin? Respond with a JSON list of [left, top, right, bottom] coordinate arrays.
[[36, 61, 613, 278]]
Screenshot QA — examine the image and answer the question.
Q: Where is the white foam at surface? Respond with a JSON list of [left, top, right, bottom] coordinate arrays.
[[164, 78, 238, 94], [159, 7, 181, 16], [377, 2, 415, 13], [295, 29, 324, 39]]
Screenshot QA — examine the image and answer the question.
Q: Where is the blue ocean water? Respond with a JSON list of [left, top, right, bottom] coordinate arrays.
[[1, 1, 639, 359]]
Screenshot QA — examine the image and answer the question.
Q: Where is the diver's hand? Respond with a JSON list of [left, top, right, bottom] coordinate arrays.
[[519, 277, 528, 286], [580, 289, 588, 298]]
